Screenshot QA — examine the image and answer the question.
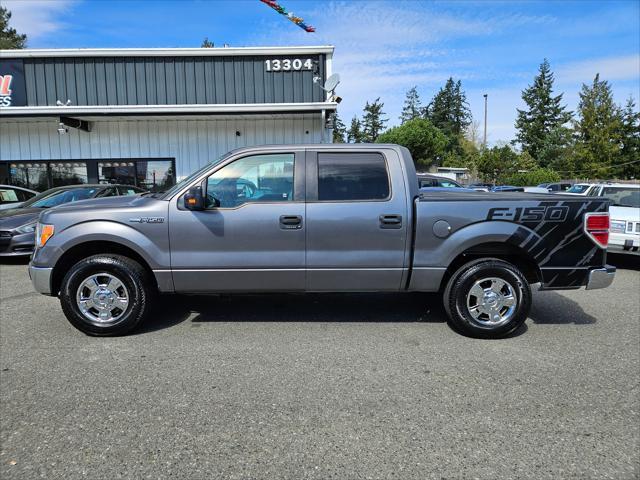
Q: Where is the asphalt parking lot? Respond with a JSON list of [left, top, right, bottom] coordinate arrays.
[[1, 255, 639, 479]]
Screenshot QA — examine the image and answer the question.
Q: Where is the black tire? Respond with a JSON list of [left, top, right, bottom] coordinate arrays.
[[59, 254, 154, 336], [443, 258, 531, 339]]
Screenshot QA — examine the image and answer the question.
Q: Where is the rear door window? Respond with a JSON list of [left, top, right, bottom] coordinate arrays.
[[317, 153, 390, 201]]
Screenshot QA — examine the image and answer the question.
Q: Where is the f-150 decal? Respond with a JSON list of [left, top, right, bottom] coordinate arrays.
[[129, 217, 165, 224], [487, 206, 569, 222]]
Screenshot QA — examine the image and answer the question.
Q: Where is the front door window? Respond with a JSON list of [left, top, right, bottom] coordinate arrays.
[[206, 153, 295, 208]]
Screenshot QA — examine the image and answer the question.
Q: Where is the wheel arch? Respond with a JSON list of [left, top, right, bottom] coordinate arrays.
[[439, 241, 542, 293], [51, 241, 156, 296]]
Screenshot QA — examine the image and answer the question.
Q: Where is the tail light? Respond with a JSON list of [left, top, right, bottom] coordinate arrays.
[[584, 212, 609, 248]]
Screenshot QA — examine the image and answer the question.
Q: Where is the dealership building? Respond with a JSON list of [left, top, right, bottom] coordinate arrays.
[[0, 46, 336, 191]]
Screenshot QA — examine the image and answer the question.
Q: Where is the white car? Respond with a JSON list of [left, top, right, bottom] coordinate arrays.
[[587, 183, 640, 255]]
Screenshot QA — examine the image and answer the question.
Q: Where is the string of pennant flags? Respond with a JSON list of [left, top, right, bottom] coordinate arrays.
[[259, 0, 316, 32]]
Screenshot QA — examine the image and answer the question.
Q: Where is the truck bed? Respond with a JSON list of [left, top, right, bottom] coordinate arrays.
[[411, 191, 610, 291]]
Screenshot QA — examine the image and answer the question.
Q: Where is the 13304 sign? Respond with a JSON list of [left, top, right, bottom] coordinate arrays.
[[265, 58, 314, 72]]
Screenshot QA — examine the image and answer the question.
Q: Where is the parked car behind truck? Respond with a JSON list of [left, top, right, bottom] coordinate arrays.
[[0, 184, 146, 257], [587, 183, 640, 255], [29, 144, 615, 339]]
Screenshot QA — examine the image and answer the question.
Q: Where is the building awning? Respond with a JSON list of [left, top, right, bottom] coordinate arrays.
[[0, 102, 338, 118]]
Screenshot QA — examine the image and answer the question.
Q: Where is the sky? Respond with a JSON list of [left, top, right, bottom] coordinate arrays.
[[3, 0, 639, 144]]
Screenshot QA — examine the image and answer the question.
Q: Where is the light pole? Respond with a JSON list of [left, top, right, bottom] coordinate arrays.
[[483, 94, 488, 148]]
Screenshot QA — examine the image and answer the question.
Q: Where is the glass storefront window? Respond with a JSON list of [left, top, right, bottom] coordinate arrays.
[[50, 162, 88, 187], [10, 163, 49, 191], [137, 160, 174, 192], [99, 162, 136, 186], [2, 159, 175, 193]]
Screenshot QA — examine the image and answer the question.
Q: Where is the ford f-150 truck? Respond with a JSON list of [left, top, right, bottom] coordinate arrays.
[[29, 144, 616, 338]]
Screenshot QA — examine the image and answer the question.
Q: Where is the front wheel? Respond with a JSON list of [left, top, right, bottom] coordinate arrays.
[[59, 254, 154, 336], [443, 258, 531, 339]]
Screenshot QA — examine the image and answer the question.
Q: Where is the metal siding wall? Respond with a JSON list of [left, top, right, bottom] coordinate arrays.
[[22, 55, 325, 106], [0, 115, 325, 179]]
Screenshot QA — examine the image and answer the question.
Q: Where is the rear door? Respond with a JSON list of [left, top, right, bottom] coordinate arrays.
[[305, 149, 409, 291]]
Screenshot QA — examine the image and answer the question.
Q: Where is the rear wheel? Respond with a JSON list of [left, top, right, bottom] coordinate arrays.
[[59, 254, 153, 336], [443, 258, 531, 338]]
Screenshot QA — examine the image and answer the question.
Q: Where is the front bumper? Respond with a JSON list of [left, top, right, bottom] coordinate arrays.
[[29, 264, 54, 295], [0, 231, 36, 257], [585, 265, 616, 290]]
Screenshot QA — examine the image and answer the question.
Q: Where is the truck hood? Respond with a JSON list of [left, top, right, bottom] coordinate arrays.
[[48, 194, 160, 213]]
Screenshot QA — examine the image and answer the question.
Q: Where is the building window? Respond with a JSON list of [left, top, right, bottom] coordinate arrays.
[[2, 158, 174, 193], [50, 162, 89, 187], [10, 163, 50, 191], [99, 162, 137, 186], [138, 160, 175, 192], [99, 159, 174, 192], [9, 162, 88, 191]]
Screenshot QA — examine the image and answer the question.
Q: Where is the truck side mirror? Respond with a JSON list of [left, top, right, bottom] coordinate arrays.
[[184, 186, 205, 211]]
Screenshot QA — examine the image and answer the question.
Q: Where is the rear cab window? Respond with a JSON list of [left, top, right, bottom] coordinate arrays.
[[316, 152, 390, 201]]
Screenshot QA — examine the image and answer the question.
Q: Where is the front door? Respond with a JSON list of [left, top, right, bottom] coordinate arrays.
[[305, 149, 409, 291], [169, 151, 306, 292]]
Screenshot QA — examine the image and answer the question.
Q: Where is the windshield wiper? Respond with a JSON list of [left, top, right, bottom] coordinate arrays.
[[612, 203, 635, 208]]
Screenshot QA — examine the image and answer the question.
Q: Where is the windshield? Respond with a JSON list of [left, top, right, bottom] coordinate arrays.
[[159, 154, 230, 199], [24, 187, 100, 209], [567, 184, 591, 194], [602, 187, 640, 208]]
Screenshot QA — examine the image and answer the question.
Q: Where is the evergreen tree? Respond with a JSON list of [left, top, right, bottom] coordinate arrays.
[[332, 112, 347, 143], [537, 126, 576, 173], [425, 78, 471, 138], [201, 37, 215, 48], [400, 87, 422, 124], [361, 98, 387, 142], [0, 7, 26, 49], [514, 59, 572, 164], [424, 78, 472, 163], [619, 97, 640, 178], [574, 74, 623, 177], [347, 116, 364, 143]]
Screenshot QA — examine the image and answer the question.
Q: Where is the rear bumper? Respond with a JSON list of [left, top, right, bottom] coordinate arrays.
[[29, 264, 54, 296], [585, 265, 616, 290]]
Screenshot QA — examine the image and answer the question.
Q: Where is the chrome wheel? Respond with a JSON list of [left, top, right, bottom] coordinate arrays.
[[75, 273, 129, 326], [466, 277, 517, 327]]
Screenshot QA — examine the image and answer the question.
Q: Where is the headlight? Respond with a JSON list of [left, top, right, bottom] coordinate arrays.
[[610, 220, 626, 233], [15, 222, 37, 235], [36, 223, 55, 247]]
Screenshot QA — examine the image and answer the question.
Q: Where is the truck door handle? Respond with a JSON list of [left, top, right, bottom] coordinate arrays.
[[379, 214, 402, 229], [280, 215, 303, 229]]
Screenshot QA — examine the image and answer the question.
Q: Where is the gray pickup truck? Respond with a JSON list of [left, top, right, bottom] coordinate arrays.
[[29, 144, 615, 338]]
